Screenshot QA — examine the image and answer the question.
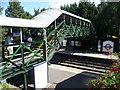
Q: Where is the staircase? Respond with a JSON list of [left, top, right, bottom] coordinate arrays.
[[0, 21, 72, 80]]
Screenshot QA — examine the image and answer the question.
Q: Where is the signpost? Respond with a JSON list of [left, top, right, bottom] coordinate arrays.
[[97, 40, 101, 52], [34, 62, 48, 89]]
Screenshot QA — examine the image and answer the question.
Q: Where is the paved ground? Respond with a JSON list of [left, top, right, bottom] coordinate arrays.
[[58, 49, 118, 60], [6, 63, 101, 89], [44, 64, 101, 89]]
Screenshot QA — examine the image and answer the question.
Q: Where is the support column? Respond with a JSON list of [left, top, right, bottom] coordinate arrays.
[[43, 28, 49, 84], [21, 44, 28, 90], [43, 28, 47, 62], [83, 22, 86, 36], [76, 19, 77, 25], [0, 26, 2, 65], [20, 28, 23, 43], [70, 17, 72, 24], [55, 20, 57, 29], [10, 28, 12, 33], [63, 15, 66, 22]]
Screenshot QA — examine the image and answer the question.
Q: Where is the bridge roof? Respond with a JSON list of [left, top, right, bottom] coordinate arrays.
[[32, 8, 91, 28], [0, 8, 91, 28], [0, 16, 42, 28]]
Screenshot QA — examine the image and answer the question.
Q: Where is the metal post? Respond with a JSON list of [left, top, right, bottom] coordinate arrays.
[[43, 28, 49, 84], [70, 17, 72, 24], [23, 72, 28, 90], [55, 20, 57, 29], [20, 28, 23, 43], [10, 28, 12, 33], [76, 19, 77, 25], [63, 15, 66, 21], [80, 21, 81, 26], [21, 44, 28, 90], [43, 28, 47, 62]]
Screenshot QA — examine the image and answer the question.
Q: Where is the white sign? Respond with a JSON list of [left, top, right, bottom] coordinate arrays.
[[75, 41, 78, 46], [102, 41, 114, 52], [71, 41, 74, 46], [63, 40, 67, 46], [34, 62, 48, 89]]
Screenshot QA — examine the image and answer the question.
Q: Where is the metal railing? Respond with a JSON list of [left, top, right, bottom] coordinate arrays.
[[0, 21, 92, 89], [0, 41, 45, 81]]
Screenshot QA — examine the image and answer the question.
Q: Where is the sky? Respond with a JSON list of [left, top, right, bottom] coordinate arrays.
[[0, 0, 101, 16]]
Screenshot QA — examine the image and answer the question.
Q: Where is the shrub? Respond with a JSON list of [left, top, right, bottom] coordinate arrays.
[[91, 52, 120, 88], [0, 83, 20, 90]]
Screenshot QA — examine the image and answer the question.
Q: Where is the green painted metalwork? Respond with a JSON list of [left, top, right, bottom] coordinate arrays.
[[0, 42, 45, 81], [0, 19, 94, 89]]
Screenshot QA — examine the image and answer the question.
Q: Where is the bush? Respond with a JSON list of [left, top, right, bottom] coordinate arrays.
[[0, 83, 20, 90], [91, 52, 120, 88]]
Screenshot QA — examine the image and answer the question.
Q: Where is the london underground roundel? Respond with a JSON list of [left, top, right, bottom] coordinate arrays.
[[102, 41, 114, 52]]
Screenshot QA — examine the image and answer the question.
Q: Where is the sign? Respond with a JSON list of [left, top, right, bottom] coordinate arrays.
[[34, 62, 48, 89], [75, 41, 78, 46], [71, 41, 74, 46], [63, 40, 67, 46], [102, 41, 114, 52]]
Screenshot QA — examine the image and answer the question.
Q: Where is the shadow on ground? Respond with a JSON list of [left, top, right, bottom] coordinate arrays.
[[54, 72, 101, 89]]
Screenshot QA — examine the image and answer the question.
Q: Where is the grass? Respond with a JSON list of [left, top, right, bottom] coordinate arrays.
[[0, 83, 20, 90]]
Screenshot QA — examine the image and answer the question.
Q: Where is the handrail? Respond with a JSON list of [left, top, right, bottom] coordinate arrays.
[[25, 29, 38, 40], [1, 41, 43, 47], [47, 21, 65, 38], [0, 20, 94, 83]]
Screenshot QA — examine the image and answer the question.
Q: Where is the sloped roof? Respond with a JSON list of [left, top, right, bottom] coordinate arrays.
[[32, 8, 91, 28], [0, 16, 43, 28], [0, 8, 91, 28]]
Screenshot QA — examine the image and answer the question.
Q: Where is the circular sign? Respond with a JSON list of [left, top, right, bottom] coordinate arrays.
[[104, 44, 112, 50]]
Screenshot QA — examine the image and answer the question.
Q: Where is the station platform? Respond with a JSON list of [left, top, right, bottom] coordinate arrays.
[[57, 49, 118, 60]]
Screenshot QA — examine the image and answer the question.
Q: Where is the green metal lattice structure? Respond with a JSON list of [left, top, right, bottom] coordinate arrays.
[[0, 8, 96, 89]]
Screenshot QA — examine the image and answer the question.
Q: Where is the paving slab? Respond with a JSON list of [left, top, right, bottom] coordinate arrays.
[[46, 64, 101, 89]]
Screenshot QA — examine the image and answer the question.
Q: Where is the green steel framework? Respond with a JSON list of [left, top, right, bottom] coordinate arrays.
[[0, 20, 94, 89]]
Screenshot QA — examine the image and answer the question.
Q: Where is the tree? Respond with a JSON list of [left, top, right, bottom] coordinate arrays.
[[77, 2, 98, 23], [95, 2, 119, 39], [61, 2, 97, 24], [5, 0, 32, 19], [0, 6, 3, 15], [33, 8, 45, 17], [61, 3, 78, 15]]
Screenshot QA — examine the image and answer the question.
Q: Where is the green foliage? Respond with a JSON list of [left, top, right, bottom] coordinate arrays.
[[0, 6, 3, 15], [5, 0, 32, 19], [95, 2, 119, 39], [0, 28, 8, 42], [91, 52, 120, 88], [33, 8, 45, 17], [0, 83, 19, 90], [91, 72, 120, 88], [61, 2, 98, 23]]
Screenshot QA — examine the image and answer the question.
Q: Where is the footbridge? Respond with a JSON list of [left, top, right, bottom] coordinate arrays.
[[0, 8, 95, 88]]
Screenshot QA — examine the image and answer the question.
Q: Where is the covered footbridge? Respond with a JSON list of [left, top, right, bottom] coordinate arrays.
[[0, 8, 95, 88]]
